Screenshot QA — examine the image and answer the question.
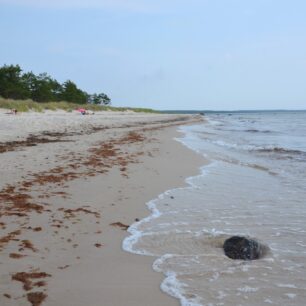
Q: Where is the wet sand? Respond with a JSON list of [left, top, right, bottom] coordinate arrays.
[[0, 111, 205, 306]]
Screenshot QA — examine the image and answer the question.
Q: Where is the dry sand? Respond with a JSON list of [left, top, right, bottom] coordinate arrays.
[[0, 111, 206, 306]]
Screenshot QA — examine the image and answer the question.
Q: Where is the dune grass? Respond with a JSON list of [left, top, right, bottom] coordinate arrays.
[[0, 97, 158, 113]]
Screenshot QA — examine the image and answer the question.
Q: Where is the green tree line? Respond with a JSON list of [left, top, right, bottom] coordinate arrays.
[[0, 64, 111, 105]]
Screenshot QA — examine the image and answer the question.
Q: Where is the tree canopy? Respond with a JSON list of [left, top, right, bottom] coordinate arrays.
[[0, 64, 111, 105]]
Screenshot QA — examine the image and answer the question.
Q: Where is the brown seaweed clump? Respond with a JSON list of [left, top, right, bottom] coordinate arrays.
[[9, 253, 26, 259], [12, 271, 51, 291], [110, 222, 129, 231], [27, 292, 47, 306], [0, 230, 21, 250]]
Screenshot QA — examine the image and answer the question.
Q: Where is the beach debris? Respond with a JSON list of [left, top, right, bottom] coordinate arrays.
[[19, 239, 37, 252], [0, 134, 69, 154], [0, 230, 22, 250], [58, 265, 70, 270], [9, 253, 27, 259], [27, 291, 47, 306], [12, 271, 51, 291], [223, 236, 266, 260], [0, 187, 45, 216], [32, 227, 42, 232], [60, 207, 100, 219], [110, 222, 129, 231]]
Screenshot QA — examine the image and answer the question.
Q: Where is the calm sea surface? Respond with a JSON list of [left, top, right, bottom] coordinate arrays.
[[124, 111, 306, 306]]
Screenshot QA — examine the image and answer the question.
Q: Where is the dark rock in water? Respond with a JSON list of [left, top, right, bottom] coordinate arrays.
[[223, 236, 264, 260]]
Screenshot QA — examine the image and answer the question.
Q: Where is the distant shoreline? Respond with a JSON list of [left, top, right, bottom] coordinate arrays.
[[161, 109, 306, 114]]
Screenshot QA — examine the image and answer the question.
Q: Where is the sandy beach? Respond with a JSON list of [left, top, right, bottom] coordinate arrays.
[[0, 110, 205, 306]]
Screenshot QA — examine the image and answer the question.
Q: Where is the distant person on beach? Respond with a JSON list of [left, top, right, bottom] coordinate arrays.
[[76, 108, 95, 115], [77, 108, 87, 115]]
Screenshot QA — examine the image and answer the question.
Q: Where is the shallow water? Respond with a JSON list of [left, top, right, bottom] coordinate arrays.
[[124, 111, 306, 306]]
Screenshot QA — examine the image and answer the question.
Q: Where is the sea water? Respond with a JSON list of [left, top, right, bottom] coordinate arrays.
[[123, 111, 306, 306]]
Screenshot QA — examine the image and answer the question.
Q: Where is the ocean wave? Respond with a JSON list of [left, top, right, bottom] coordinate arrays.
[[209, 139, 306, 161], [254, 146, 306, 157], [211, 139, 239, 149], [205, 117, 224, 126], [122, 162, 217, 255], [245, 129, 272, 133], [122, 161, 218, 306]]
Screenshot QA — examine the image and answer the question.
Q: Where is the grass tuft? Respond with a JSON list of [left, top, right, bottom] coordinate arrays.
[[0, 97, 159, 113]]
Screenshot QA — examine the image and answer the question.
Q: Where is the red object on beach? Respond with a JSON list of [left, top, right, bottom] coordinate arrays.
[[77, 108, 86, 113]]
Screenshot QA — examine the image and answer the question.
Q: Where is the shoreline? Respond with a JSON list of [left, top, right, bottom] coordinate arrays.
[[0, 112, 206, 306]]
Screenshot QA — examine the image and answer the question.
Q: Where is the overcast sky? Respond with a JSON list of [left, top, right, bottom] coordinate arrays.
[[1, 0, 305, 110]]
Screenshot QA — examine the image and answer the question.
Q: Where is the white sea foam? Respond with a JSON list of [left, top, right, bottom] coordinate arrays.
[[277, 284, 297, 288], [237, 286, 259, 293], [160, 272, 202, 306], [122, 196, 162, 256], [264, 298, 273, 304], [285, 293, 297, 299], [154, 255, 202, 306]]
